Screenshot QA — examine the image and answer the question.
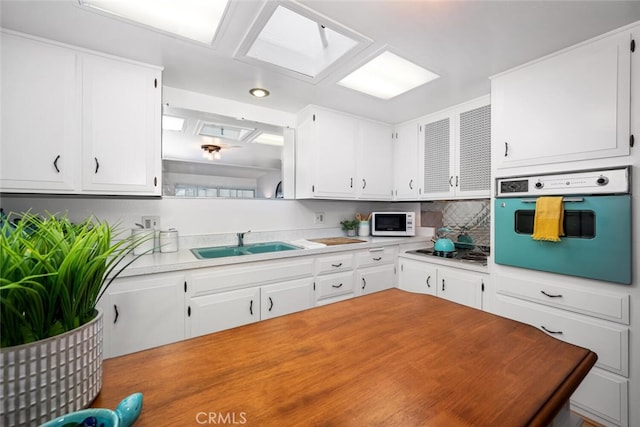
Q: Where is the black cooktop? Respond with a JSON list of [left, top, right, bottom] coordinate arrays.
[[408, 247, 489, 265]]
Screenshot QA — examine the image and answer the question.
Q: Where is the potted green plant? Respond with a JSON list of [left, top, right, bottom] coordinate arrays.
[[340, 219, 359, 237], [0, 212, 144, 425]]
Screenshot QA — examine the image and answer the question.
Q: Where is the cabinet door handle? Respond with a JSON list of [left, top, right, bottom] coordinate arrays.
[[331, 263, 343, 268], [268, 297, 274, 312], [362, 277, 366, 290], [94, 157, 100, 174], [504, 142, 509, 157], [541, 325, 563, 335], [372, 257, 382, 261], [540, 290, 563, 298], [350, 177, 353, 188], [449, 176, 454, 187], [249, 299, 253, 315], [455, 176, 459, 187], [362, 178, 366, 189], [332, 283, 343, 288], [113, 304, 119, 324], [409, 179, 413, 190], [53, 155, 61, 173], [442, 279, 445, 292], [426, 275, 431, 287]]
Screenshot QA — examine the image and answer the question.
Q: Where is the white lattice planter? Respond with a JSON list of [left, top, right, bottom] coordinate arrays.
[[1, 309, 103, 426]]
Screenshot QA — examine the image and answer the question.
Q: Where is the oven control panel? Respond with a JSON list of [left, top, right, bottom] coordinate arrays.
[[496, 167, 629, 197]]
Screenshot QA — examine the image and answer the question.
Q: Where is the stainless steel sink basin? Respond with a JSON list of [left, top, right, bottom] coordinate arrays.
[[191, 241, 300, 259]]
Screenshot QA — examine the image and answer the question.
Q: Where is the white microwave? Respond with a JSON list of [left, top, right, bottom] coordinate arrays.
[[371, 212, 415, 236]]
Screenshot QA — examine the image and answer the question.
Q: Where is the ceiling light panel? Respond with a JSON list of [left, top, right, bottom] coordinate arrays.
[[237, 2, 370, 81], [78, 0, 229, 45], [162, 115, 185, 132], [252, 133, 285, 146], [338, 51, 440, 99]]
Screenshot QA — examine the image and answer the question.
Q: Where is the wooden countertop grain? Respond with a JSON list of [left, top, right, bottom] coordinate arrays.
[[92, 289, 596, 426]]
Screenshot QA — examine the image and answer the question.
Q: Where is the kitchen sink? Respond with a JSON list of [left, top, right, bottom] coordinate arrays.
[[191, 242, 300, 259]]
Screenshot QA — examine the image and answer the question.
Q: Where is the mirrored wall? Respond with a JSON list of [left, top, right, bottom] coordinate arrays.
[[162, 106, 292, 199]]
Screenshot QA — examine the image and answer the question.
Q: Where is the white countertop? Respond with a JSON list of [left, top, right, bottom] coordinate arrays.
[[115, 234, 430, 278]]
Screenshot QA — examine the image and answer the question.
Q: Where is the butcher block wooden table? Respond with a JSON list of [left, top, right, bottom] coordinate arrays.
[[93, 289, 596, 426]]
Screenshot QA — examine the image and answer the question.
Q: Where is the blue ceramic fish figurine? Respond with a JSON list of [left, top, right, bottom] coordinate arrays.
[[41, 393, 143, 427], [115, 393, 143, 427]]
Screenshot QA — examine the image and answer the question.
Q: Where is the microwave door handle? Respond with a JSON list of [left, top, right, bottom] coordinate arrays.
[[521, 197, 584, 203]]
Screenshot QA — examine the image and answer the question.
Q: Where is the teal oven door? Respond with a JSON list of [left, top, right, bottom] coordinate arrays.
[[494, 195, 631, 284]]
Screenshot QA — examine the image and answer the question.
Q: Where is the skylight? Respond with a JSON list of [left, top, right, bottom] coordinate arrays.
[[197, 122, 256, 142], [237, 2, 369, 81], [78, 0, 230, 45], [338, 51, 440, 99]]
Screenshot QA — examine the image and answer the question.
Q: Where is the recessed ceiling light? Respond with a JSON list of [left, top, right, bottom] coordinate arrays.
[[249, 88, 270, 98], [78, 0, 230, 45], [338, 51, 440, 100]]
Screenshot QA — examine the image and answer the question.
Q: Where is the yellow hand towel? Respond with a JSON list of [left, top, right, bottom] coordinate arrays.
[[531, 196, 565, 242]]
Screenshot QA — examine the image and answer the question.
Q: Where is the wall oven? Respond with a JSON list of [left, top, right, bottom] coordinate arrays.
[[494, 167, 631, 284]]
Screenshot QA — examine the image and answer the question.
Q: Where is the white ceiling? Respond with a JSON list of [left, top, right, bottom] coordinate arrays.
[[2, 0, 640, 124]]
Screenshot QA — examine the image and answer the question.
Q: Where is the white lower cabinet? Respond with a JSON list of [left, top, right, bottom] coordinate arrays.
[[356, 247, 398, 296], [185, 258, 314, 334], [496, 274, 630, 427], [261, 279, 315, 320], [98, 272, 185, 358], [188, 287, 260, 338], [398, 256, 484, 309], [358, 264, 395, 296], [397, 258, 437, 296], [437, 267, 484, 309], [104, 244, 409, 359], [572, 368, 629, 427]]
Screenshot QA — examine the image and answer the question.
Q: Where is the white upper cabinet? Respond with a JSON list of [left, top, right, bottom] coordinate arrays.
[[81, 54, 162, 194], [419, 96, 491, 199], [296, 105, 392, 200], [296, 106, 358, 199], [491, 29, 632, 169], [1, 32, 80, 192], [0, 30, 162, 195], [356, 119, 393, 200], [393, 120, 420, 200]]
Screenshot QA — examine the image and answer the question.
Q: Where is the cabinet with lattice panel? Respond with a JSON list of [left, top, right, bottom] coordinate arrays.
[[419, 95, 491, 200]]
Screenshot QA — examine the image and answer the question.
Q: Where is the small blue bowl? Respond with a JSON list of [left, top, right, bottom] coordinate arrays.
[[41, 393, 143, 427]]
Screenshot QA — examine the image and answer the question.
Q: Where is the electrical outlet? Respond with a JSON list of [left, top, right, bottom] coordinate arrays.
[[142, 216, 160, 229], [314, 212, 325, 224]]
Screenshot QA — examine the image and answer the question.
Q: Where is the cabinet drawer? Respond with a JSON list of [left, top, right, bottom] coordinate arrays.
[[498, 295, 628, 376], [316, 253, 355, 275], [187, 258, 314, 297], [571, 368, 628, 427], [496, 274, 630, 324], [316, 272, 355, 300], [356, 247, 397, 268]]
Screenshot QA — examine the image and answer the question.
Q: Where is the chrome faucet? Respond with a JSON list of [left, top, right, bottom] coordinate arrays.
[[236, 230, 250, 247]]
